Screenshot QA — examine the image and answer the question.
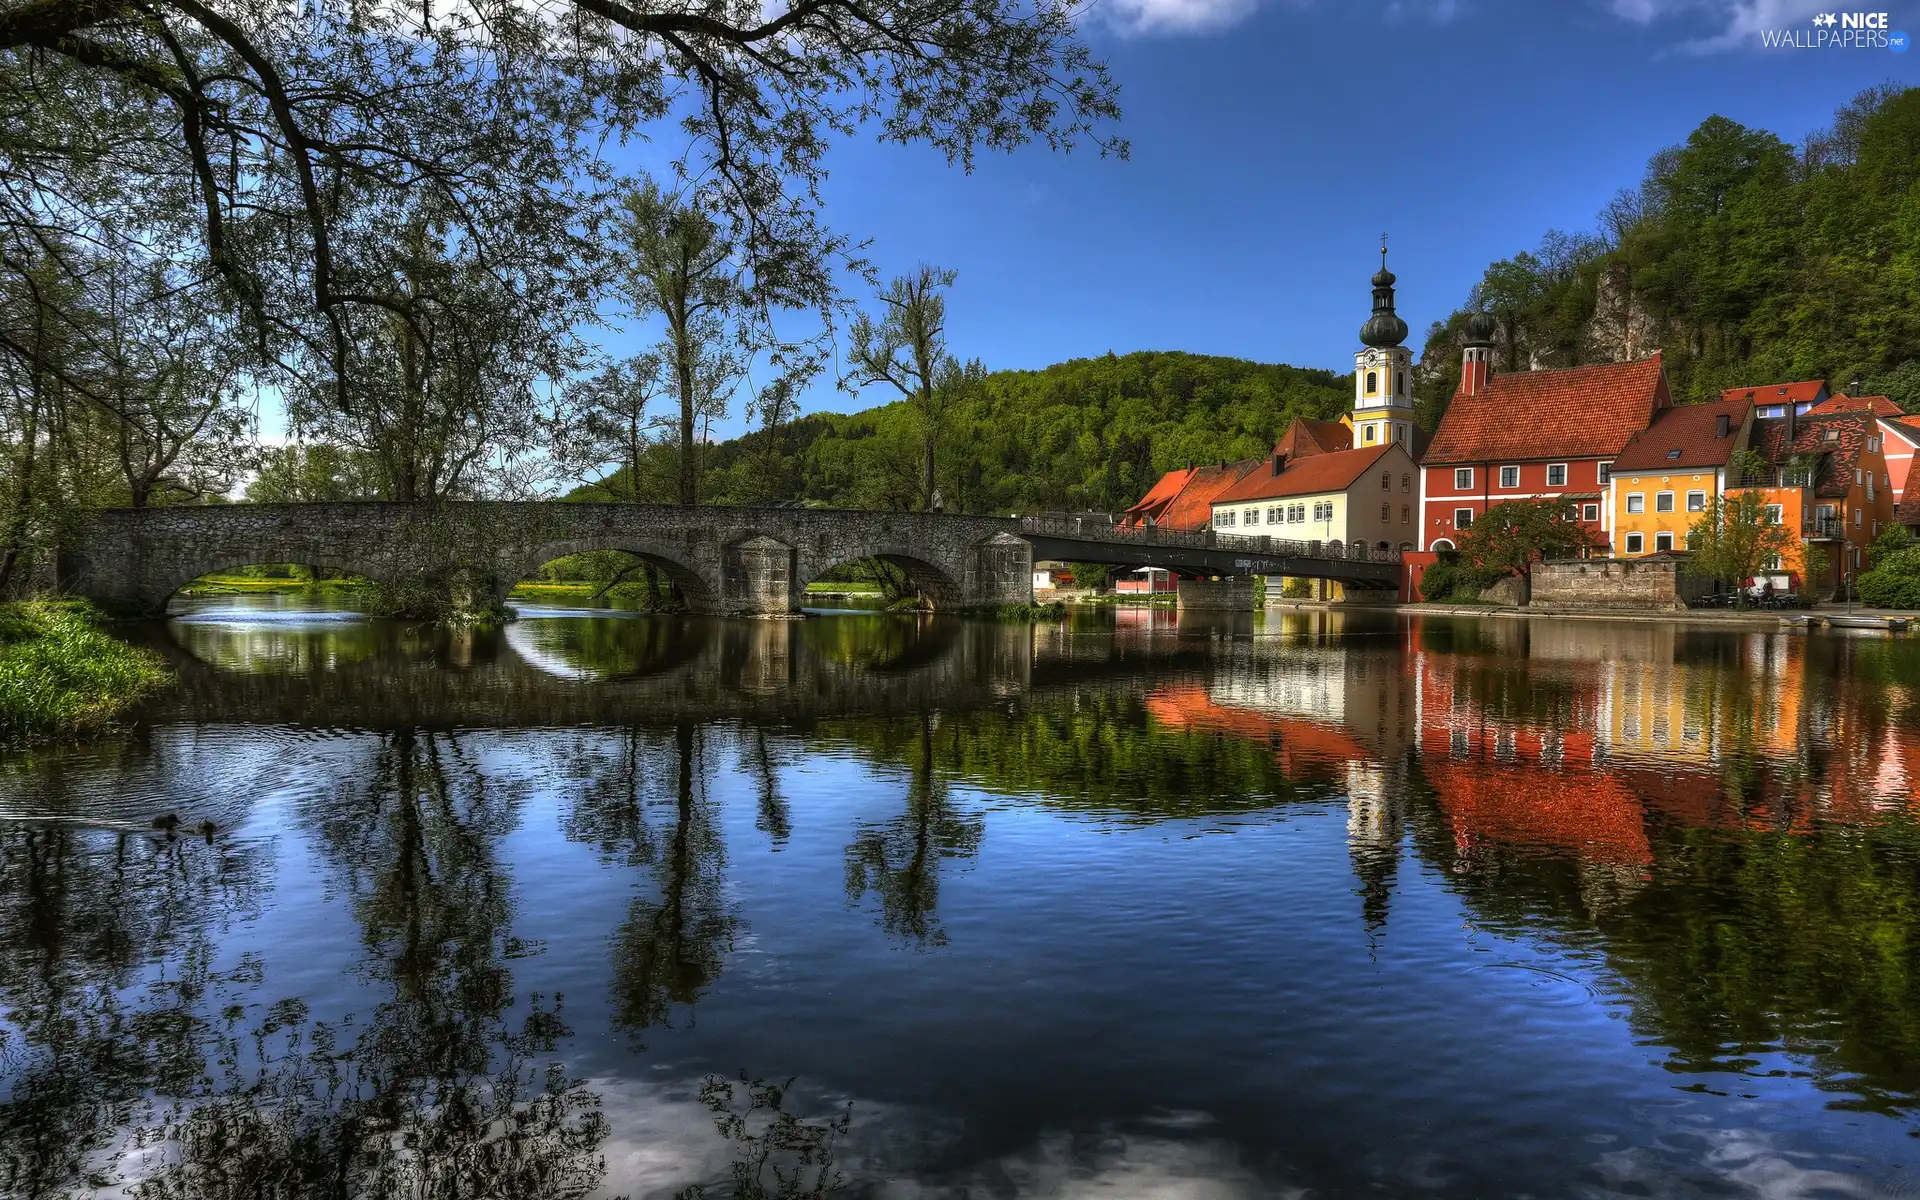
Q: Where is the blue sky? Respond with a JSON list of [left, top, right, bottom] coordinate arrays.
[[609, 0, 1918, 438]]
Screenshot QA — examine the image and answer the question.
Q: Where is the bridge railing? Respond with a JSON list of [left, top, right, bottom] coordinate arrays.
[[1016, 513, 1402, 565]]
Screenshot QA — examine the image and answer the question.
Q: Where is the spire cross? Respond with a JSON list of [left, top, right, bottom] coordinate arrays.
[[1380, 233, 1388, 265]]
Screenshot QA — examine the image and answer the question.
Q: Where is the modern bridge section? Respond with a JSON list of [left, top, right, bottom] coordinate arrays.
[[60, 503, 1400, 616], [1017, 515, 1403, 590]]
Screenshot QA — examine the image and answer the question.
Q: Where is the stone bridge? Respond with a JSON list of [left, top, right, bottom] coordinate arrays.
[[59, 502, 1402, 615]]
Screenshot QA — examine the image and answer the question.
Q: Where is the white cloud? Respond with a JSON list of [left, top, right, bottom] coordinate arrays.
[[1601, 0, 1833, 51], [1091, 0, 1261, 36]]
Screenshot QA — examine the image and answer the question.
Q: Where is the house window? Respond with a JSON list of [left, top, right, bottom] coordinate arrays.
[[1245, 508, 1260, 526], [1655, 532, 1673, 552], [1582, 503, 1600, 521], [1366, 371, 1378, 394], [1856, 508, 1864, 526], [1401, 473, 1411, 492], [1365, 425, 1377, 443], [1546, 464, 1567, 487], [1454, 508, 1474, 529], [1381, 503, 1392, 522], [1455, 468, 1473, 489], [1314, 501, 1334, 521], [1401, 505, 1411, 524], [1598, 462, 1612, 486], [1625, 532, 1644, 553], [1381, 472, 1392, 490], [1396, 371, 1406, 395], [1686, 490, 1705, 512], [1763, 553, 1783, 571], [1218, 510, 1235, 527], [1499, 466, 1520, 488], [1655, 491, 1674, 513], [1626, 493, 1645, 514], [1764, 504, 1783, 525], [1686, 530, 1701, 551]]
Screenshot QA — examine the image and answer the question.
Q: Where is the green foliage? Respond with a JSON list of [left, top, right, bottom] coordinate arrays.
[[1418, 559, 1501, 602], [584, 351, 1349, 512], [0, 600, 170, 746], [1421, 87, 1920, 418], [1858, 545, 1920, 609], [1456, 499, 1594, 575], [1280, 577, 1313, 599], [1687, 491, 1797, 589]]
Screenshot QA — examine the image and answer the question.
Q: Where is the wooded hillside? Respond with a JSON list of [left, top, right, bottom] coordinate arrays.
[[1414, 85, 1920, 425]]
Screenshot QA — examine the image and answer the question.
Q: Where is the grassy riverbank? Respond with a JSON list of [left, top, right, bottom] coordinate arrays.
[[0, 600, 171, 747], [176, 574, 369, 597]]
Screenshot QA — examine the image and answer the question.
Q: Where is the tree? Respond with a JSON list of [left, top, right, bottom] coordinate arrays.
[[845, 266, 960, 511], [613, 184, 753, 507], [245, 444, 382, 503], [287, 217, 570, 501], [1, 0, 1121, 414], [560, 353, 666, 503], [1455, 498, 1595, 576], [1687, 489, 1797, 596]]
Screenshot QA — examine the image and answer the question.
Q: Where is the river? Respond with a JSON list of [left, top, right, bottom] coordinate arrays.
[[3, 597, 1920, 1197]]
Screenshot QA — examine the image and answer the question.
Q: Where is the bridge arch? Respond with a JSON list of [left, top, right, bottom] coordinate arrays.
[[156, 548, 393, 612], [799, 545, 963, 609], [510, 538, 718, 613]]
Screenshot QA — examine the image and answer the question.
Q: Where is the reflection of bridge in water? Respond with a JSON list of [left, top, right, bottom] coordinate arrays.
[[65, 502, 1402, 615]]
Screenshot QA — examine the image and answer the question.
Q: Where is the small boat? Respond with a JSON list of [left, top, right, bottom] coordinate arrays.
[[1826, 614, 1906, 632], [1780, 614, 1823, 629]]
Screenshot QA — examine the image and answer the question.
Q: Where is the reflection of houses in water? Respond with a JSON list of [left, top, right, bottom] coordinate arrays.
[[1147, 632, 1423, 929]]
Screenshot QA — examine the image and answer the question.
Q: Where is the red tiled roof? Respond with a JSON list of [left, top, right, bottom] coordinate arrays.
[[1121, 466, 1196, 519], [1426, 355, 1669, 465], [1721, 380, 1827, 406], [1751, 413, 1873, 499], [1896, 495, 1920, 529], [1273, 417, 1352, 460], [1610, 397, 1751, 472], [1809, 394, 1901, 417], [1158, 459, 1262, 530], [1211, 444, 1397, 505]]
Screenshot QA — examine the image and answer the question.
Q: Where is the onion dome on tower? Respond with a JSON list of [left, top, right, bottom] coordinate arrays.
[[1464, 310, 1497, 347], [1359, 247, 1410, 349], [1351, 241, 1417, 450]]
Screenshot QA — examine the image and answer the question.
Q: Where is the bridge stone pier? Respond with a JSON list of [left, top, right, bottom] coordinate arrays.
[[61, 503, 1038, 616]]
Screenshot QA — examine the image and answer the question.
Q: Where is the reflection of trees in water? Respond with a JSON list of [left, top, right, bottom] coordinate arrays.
[[844, 713, 983, 948], [823, 694, 1329, 820], [0, 730, 618, 1197], [0, 827, 265, 1199], [676, 1073, 851, 1200], [1404, 766, 1920, 1117], [558, 723, 739, 1040]]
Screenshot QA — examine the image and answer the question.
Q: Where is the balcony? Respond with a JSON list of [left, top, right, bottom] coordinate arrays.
[[1737, 469, 1815, 489], [1806, 516, 1845, 539]]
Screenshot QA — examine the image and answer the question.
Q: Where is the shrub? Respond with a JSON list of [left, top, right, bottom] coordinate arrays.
[[0, 600, 172, 746], [1857, 546, 1920, 610]]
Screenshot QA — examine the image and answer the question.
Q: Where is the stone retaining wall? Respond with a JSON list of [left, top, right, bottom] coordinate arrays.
[[1529, 557, 1709, 611]]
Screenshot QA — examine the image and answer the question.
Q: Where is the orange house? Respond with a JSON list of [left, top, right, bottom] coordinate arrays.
[[1740, 412, 1895, 588]]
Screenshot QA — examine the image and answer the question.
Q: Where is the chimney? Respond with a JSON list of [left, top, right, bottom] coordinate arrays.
[[1715, 413, 1730, 439], [1850, 379, 1862, 396], [1787, 403, 1798, 445]]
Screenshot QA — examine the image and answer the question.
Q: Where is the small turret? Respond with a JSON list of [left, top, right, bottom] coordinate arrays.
[[1460, 311, 1496, 397]]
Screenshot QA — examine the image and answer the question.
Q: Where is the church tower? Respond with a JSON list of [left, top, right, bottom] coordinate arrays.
[[1354, 243, 1416, 450]]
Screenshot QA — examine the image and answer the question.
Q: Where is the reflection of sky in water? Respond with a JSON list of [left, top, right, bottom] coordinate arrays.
[[9, 605, 1920, 1196]]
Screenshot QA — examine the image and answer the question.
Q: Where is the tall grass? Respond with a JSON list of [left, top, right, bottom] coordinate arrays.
[[0, 600, 171, 746]]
